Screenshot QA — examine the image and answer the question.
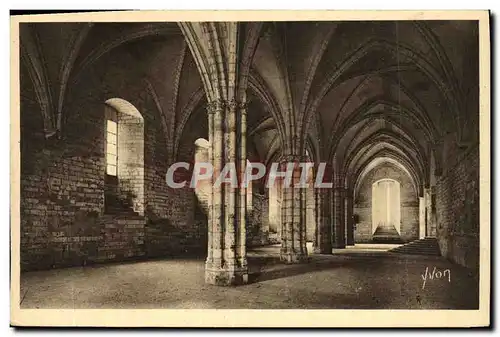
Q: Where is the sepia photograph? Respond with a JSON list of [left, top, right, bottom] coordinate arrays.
[[10, 10, 490, 327]]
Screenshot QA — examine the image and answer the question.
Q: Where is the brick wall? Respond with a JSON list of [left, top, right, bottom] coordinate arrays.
[[20, 37, 205, 270], [145, 187, 205, 257], [21, 149, 105, 270], [98, 215, 146, 262], [436, 145, 479, 270], [21, 62, 109, 269], [401, 201, 420, 241], [354, 163, 419, 243]]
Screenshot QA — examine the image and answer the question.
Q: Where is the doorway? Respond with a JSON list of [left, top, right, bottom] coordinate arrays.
[[371, 179, 401, 242]]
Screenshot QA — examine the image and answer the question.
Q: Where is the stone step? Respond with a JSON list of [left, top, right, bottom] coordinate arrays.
[[104, 210, 140, 216], [372, 224, 400, 236], [393, 247, 440, 252], [394, 243, 437, 247], [372, 224, 402, 243], [395, 243, 439, 249], [393, 243, 439, 248], [100, 213, 144, 221], [389, 237, 441, 256]]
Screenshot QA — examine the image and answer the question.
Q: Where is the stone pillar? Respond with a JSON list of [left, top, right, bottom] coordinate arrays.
[[204, 99, 248, 286], [419, 196, 425, 239], [280, 157, 308, 263], [237, 101, 248, 273], [424, 186, 436, 238], [429, 186, 437, 237], [345, 190, 355, 246], [425, 188, 431, 237], [313, 188, 332, 254], [306, 183, 316, 241], [332, 179, 346, 249]]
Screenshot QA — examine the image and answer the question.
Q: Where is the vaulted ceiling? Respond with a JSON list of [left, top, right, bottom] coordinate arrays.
[[20, 20, 479, 193]]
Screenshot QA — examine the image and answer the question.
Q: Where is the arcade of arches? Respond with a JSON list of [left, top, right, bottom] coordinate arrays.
[[19, 21, 480, 307]]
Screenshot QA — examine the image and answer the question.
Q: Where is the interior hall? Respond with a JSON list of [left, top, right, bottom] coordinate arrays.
[[18, 21, 480, 309]]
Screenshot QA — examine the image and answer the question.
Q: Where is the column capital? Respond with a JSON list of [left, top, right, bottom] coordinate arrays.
[[206, 99, 225, 114], [207, 99, 249, 114], [238, 99, 249, 110], [279, 154, 308, 163], [227, 98, 238, 111], [424, 185, 436, 194]]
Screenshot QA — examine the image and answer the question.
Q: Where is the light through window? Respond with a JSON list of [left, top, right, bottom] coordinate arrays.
[[106, 120, 117, 176]]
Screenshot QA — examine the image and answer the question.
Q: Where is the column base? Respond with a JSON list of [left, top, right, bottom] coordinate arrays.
[[280, 249, 308, 263], [313, 245, 332, 254], [205, 263, 249, 286], [332, 243, 346, 249], [346, 239, 355, 246]]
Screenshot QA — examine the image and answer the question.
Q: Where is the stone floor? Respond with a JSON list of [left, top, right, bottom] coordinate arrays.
[[19, 244, 479, 309]]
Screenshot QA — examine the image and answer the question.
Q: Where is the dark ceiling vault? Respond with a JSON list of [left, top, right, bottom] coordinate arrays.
[[20, 21, 479, 190]]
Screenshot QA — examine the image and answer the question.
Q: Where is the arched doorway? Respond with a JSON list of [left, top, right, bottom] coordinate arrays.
[[371, 178, 401, 243]]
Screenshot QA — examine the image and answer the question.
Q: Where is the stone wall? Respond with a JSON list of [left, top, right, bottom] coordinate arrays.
[[268, 184, 282, 244], [247, 193, 270, 247], [20, 149, 105, 270], [19, 35, 204, 271], [145, 186, 206, 257], [436, 145, 479, 270]]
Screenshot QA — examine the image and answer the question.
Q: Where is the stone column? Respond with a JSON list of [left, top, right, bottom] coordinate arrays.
[[204, 99, 248, 286], [313, 188, 332, 254], [332, 176, 346, 249], [205, 100, 223, 283], [419, 195, 425, 239], [345, 189, 355, 246], [306, 183, 316, 241], [237, 101, 248, 274], [205, 99, 215, 270], [280, 157, 308, 263], [429, 186, 437, 237], [424, 186, 436, 238]]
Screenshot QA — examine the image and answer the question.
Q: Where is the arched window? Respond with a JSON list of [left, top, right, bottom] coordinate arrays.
[[104, 98, 144, 215], [106, 113, 118, 176]]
